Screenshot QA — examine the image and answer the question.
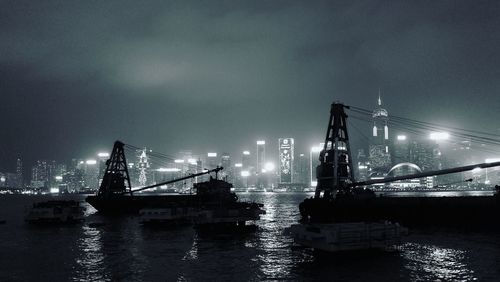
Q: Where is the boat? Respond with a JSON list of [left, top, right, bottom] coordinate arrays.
[[297, 103, 500, 229], [287, 221, 408, 252], [289, 102, 500, 252], [87, 141, 265, 230], [25, 200, 85, 224], [139, 177, 265, 227]]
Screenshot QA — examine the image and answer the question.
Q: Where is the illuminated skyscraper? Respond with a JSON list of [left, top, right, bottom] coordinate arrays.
[[295, 153, 309, 185], [31, 160, 48, 188], [394, 134, 410, 164], [137, 148, 150, 187], [83, 159, 99, 189], [278, 138, 294, 184], [242, 151, 251, 170], [256, 140, 266, 173], [16, 158, 23, 188], [220, 153, 232, 182], [309, 143, 323, 187], [207, 152, 218, 169], [369, 94, 392, 174], [356, 149, 369, 181]]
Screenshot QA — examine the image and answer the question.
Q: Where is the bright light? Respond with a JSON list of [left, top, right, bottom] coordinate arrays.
[[257, 140, 265, 145], [485, 158, 500, 163], [311, 180, 317, 187], [174, 159, 184, 163], [97, 152, 109, 158], [157, 168, 181, 172], [264, 162, 275, 171], [0, 176, 5, 182], [261, 169, 267, 173], [50, 188, 59, 193], [188, 158, 197, 164], [472, 167, 482, 174], [241, 171, 250, 177], [358, 165, 367, 169], [397, 135, 407, 141], [207, 152, 217, 157], [234, 163, 243, 168], [300, 154, 305, 157], [86, 160, 97, 165], [430, 132, 450, 141], [128, 163, 134, 167], [243, 151, 250, 155], [55, 176, 63, 181], [311, 146, 322, 153]]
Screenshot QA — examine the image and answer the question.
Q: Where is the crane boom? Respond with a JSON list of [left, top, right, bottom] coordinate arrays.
[[124, 166, 223, 194], [351, 161, 500, 187]]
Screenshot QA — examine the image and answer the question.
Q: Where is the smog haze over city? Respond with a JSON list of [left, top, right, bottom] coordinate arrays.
[[1, 0, 500, 170]]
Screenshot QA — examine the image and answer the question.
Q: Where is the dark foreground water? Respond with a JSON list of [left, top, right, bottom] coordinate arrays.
[[0, 192, 499, 281]]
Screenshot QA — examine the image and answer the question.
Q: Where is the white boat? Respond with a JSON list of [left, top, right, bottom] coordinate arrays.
[[286, 221, 408, 252], [25, 200, 85, 224]]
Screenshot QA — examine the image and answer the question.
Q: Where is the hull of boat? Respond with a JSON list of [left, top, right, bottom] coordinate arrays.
[[300, 195, 500, 227], [86, 195, 196, 214]]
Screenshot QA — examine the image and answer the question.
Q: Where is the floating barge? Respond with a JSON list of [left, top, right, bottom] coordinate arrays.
[[289, 102, 500, 252], [298, 102, 500, 228], [86, 141, 265, 229]]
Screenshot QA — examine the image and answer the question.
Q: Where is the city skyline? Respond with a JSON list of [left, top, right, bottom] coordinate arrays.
[[2, 1, 500, 172]]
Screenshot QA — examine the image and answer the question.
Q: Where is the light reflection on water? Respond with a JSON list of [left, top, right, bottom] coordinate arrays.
[[0, 193, 499, 281], [401, 243, 477, 281], [74, 226, 109, 281]]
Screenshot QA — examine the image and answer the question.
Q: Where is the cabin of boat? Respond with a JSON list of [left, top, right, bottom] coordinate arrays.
[[25, 200, 85, 224]]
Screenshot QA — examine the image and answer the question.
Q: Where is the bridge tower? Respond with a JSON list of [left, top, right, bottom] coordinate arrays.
[[315, 102, 355, 199], [97, 141, 132, 197]]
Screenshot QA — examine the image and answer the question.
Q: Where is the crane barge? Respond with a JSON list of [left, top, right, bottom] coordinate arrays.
[[288, 102, 499, 252], [86, 141, 265, 228], [299, 102, 500, 227]]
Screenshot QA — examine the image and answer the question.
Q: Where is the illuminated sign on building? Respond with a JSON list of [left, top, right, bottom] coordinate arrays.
[[279, 138, 294, 183]]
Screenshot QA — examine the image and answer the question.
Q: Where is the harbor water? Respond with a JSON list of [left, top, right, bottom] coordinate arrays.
[[0, 192, 499, 281]]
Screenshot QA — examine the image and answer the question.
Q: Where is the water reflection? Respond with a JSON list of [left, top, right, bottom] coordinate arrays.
[[255, 193, 299, 280], [74, 226, 109, 281], [401, 243, 477, 281], [183, 233, 198, 261]]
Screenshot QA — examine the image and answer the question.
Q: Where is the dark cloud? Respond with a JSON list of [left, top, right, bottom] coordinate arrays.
[[1, 0, 500, 170]]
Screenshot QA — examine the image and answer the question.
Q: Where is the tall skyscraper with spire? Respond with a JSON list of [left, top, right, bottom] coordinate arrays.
[[369, 93, 392, 175]]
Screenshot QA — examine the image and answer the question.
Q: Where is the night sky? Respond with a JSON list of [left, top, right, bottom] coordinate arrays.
[[1, 0, 500, 171]]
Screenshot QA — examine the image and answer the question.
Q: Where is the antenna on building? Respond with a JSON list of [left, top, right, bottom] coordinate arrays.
[[378, 89, 382, 106]]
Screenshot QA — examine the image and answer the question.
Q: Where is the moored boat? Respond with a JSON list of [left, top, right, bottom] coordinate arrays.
[[25, 200, 85, 225], [287, 221, 408, 252]]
